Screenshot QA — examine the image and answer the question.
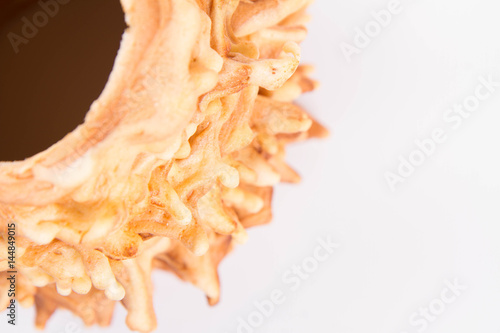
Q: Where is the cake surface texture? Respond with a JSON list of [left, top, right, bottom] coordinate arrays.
[[0, 0, 327, 331]]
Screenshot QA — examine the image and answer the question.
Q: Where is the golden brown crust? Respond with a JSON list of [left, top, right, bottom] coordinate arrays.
[[0, 0, 325, 331]]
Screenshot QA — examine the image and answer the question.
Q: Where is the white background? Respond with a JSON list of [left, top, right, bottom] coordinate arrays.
[[5, 0, 500, 332]]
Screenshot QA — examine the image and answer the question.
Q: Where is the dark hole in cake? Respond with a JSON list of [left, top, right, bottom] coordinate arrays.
[[0, 0, 126, 161]]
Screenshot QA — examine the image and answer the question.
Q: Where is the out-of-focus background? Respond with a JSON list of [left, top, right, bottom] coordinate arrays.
[[2, 0, 500, 332]]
